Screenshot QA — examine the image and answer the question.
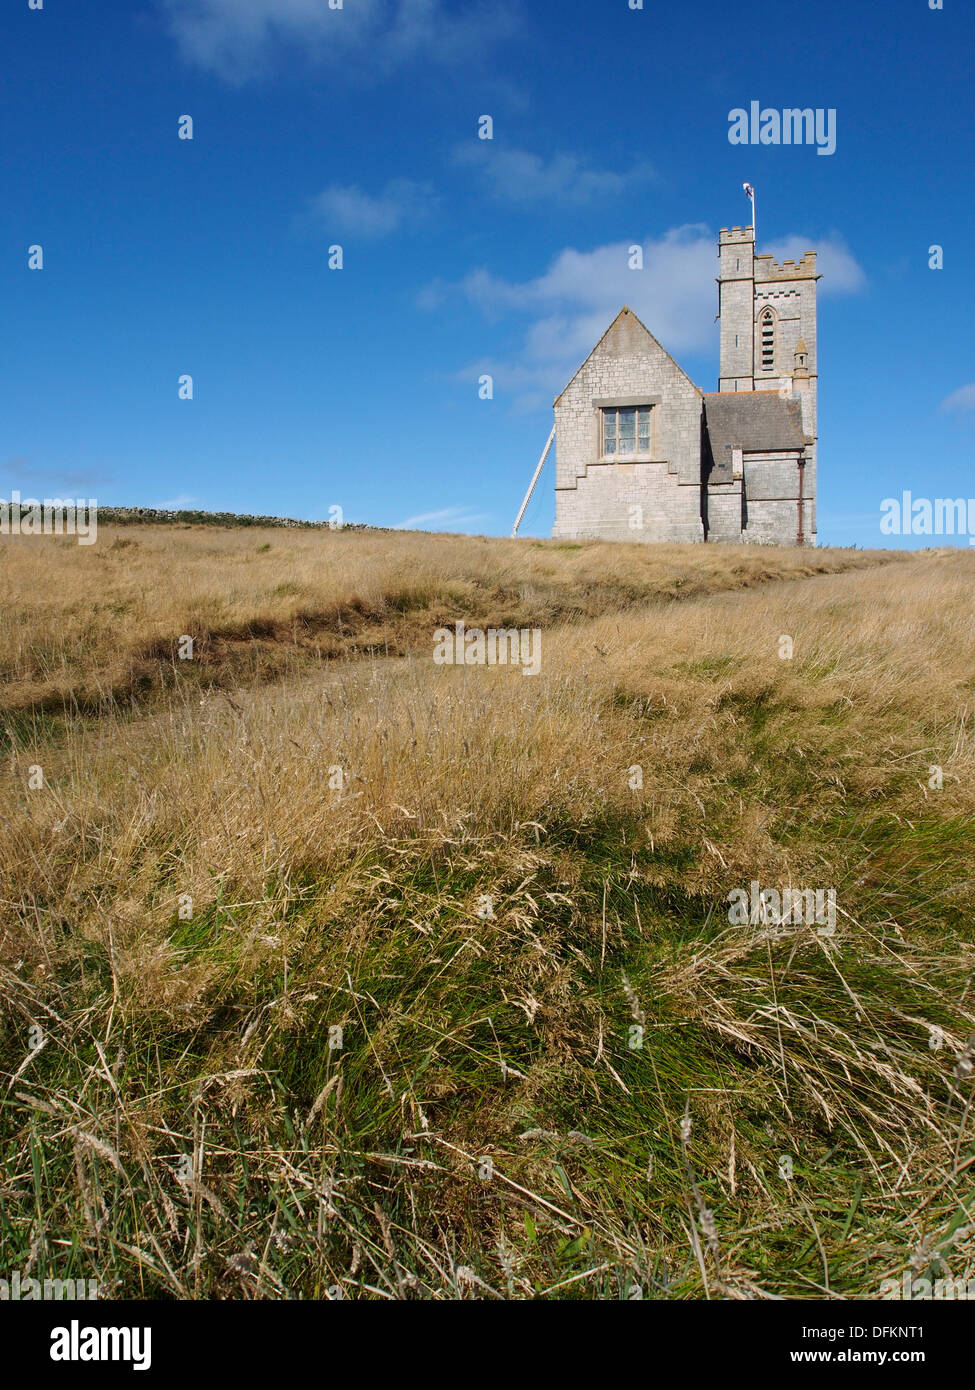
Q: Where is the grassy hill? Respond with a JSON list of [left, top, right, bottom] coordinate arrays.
[[2, 525, 974, 1300]]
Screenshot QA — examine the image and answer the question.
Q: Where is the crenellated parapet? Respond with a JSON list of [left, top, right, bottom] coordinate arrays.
[[754, 250, 819, 281]]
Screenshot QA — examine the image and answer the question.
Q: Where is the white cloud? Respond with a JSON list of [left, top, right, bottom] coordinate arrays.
[[427, 226, 867, 407], [452, 145, 653, 206], [393, 505, 489, 530], [311, 178, 435, 239], [154, 493, 198, 508], [161, 0, 516, 82], [431, 226, 717, 402], [941, 382, 975, 413], [763, 234, 867, 294]]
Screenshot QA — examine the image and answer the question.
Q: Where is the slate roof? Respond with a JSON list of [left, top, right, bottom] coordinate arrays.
[[703, 391, 806, 482]]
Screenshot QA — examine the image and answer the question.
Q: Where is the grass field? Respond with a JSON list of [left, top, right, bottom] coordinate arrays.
[[2, 525, 975, 1300]]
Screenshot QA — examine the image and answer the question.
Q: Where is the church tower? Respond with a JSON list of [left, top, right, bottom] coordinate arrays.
[[717, 225, 819, 413], [717, 225, 756, 394], [716, 224, 819, 541]]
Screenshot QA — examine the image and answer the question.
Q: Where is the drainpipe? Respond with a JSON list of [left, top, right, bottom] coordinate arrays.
[[797, 456, 805, 546]]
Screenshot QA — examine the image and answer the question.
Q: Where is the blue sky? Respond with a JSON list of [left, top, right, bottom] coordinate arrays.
[[2, 0, 972, 546]]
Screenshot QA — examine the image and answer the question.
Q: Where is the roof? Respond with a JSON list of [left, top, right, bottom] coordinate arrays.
[[553, 306, 701, 406], [703, 391, 806, 480]]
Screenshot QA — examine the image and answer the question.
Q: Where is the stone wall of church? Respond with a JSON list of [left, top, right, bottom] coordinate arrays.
[[704, 480, 745, 543], [742, 452, 816, 545], [718, 225, 756, 393], [553, 308, 705, 544], [554, 460, 703, 544]]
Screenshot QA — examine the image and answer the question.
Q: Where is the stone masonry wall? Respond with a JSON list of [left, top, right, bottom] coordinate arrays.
[[553, 308, 704, 544], [742, 452, 815, 545]]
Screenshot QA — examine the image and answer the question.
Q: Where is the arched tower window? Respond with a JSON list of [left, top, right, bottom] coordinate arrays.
[[759, 307, 776, 372]]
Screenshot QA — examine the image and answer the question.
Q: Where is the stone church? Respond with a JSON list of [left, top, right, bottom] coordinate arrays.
[[552, 225, 818, 545]]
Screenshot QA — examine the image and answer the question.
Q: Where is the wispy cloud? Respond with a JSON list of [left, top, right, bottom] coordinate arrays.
[[423, 226, 717, 403], [0, 459, 114, 493], [0, 456, 32, 477], [393, 505, 489, 531], [763, 234, 867, 294], [311, 178, 436, 239], [941, 382, 975, 413], [161, 0, 518, 83], [154, 493, 199, 509], [423, 227, 867, 407], [452, 144, 653, 206]]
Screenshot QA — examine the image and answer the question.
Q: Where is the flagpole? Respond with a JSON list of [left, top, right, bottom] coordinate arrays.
[[742, 182, 756, 243]]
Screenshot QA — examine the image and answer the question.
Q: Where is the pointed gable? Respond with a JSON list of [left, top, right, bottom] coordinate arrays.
[[552, 304, 705, 499], [554, 306, 700, 407]]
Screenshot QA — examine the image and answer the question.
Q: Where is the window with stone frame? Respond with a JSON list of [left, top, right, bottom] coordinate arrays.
[[602, 404, 654, 459], [759, 307, 776, 372]]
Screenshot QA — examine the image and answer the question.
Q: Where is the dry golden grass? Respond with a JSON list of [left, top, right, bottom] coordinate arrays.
[[0, 524, 903, 714], [2, 527, 975, 1300], [6, 548, 973, 964]]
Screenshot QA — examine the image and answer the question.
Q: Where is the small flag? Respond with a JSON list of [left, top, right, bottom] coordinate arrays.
[[742, 182, 754, 200]]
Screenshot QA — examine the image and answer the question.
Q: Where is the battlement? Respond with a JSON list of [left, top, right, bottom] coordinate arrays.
[[754, 250, 818, 281], [719, 225, 756, 243]]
